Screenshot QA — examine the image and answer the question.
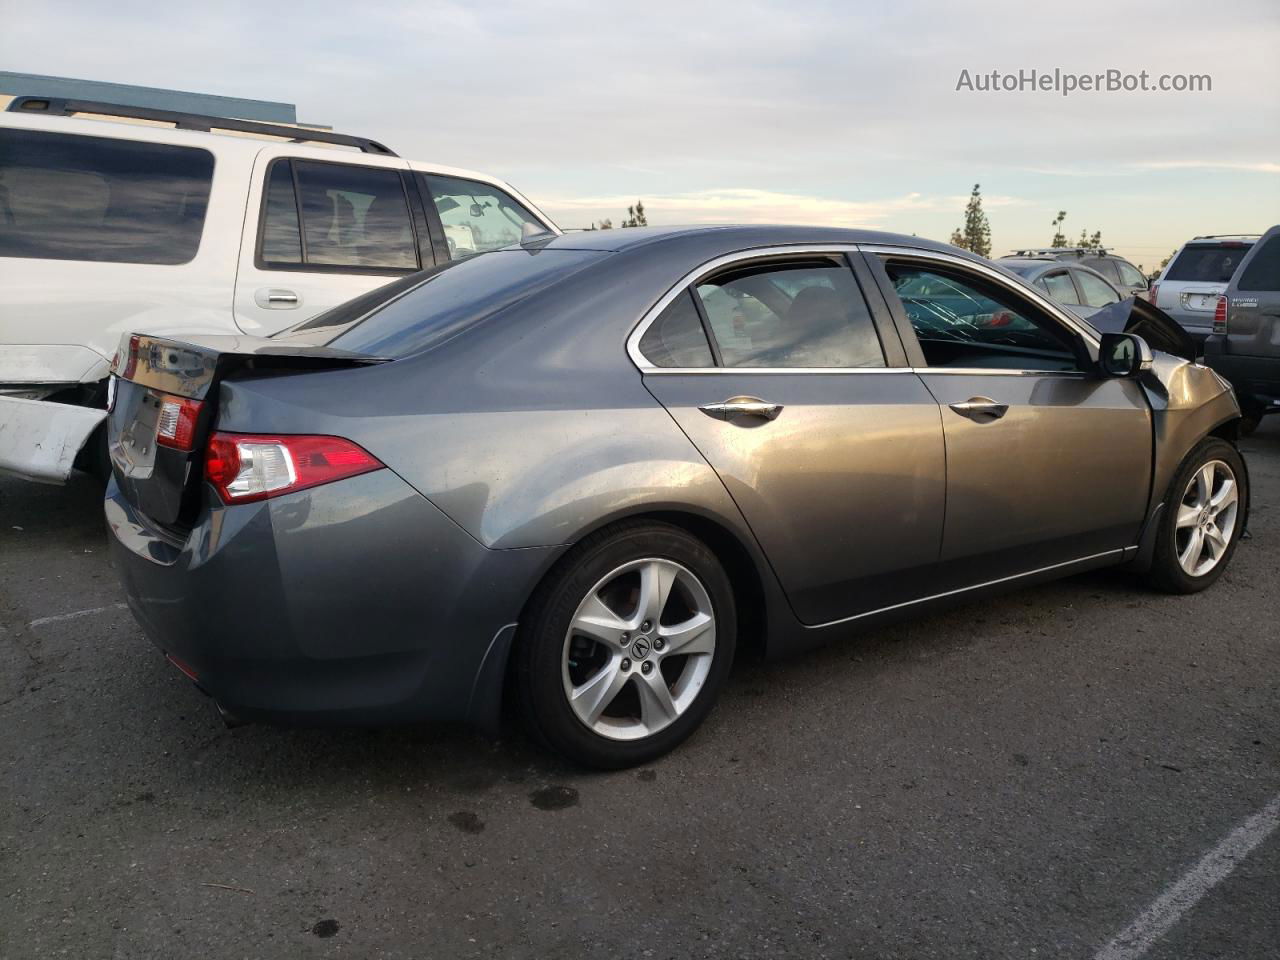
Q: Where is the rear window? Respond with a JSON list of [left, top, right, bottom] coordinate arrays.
[[1236, 235, 1280, 292], [286, 248, 606, 357], [1164, 244, 1253, 284], [1084, 258, 1121, 282], [0, 127, 213, 264]]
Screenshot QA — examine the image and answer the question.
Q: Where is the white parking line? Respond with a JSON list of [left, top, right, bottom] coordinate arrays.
[[1094, 791, 1280, 960], [28, 603, 127, 627]]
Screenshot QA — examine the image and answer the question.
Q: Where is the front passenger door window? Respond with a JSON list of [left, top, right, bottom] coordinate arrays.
[[420, 174, 542, 259], [885, 263, 1082, 372]]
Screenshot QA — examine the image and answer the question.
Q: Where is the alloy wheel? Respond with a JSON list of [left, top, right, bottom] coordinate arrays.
[[562, 558, 716, 741], [1174, 459, 1239, 577]]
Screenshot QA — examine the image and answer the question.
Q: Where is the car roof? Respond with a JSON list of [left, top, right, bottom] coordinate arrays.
[[995, 258, 1119, 287], [1182, 236, 1259, 248], [998, 258, 1063, 274], [514, 224, 967, 257]]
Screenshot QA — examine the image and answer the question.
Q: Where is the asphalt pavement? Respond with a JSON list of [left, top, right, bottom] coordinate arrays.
[[2, 420, 1278, 959]]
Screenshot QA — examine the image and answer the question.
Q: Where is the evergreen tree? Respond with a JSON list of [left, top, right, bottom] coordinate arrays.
[[949, 184, 991, 257], [1050, 211, 1068, 248], [621, 201, 648, 228]]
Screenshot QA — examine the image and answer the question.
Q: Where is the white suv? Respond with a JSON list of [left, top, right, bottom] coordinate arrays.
[[0, 97, 559, 483]]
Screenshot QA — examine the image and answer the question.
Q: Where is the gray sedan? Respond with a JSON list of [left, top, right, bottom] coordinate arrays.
[[998, 257, 1125, 320], [105, 226, 1249, 768]]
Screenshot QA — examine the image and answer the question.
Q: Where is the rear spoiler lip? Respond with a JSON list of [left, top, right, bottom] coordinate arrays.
[[111, 333, 387, 401]]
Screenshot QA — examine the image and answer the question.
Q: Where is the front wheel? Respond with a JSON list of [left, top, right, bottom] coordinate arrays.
[[1146, 437, 1248, 594], [515, 521, 736, 769]]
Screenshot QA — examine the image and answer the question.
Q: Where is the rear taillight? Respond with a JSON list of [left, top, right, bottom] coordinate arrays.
[[1148, 282, 1158, 305], [204, 433, 384, 504], [1212, 295, 1228, 334], [155, 395, 203, 451]]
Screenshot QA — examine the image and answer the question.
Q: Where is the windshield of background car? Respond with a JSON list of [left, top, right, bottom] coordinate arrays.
[[284, 249, 606, 357], [1165, 244, 1253, 283]]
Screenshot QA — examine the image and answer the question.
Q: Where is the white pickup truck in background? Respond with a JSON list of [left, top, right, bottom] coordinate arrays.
[[0, 97, 559, 483]]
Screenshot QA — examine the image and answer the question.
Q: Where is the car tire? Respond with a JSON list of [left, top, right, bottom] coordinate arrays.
[[515, 520, 736, 769], [1146, 437, 1248, 594], [1238, 399, 1264, 437]]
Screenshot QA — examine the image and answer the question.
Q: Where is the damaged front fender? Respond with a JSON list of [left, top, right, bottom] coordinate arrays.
[[0, 395, 107, 484]]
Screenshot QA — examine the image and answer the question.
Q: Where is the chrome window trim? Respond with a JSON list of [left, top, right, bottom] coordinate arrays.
[[626, 241, 1102, 376], [626, 243, 883, 373], [857, 242, 1103, 349], [640, 366, 1093, 377]]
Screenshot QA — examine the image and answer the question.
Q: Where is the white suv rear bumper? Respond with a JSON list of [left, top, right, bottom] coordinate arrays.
[[0, 395, 106, 484]]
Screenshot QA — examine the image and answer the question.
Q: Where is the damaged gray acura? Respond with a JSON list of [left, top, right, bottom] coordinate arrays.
[[105, 226, 1249, 768]]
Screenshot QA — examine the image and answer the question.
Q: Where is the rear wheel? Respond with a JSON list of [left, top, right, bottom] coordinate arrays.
[[516, 521, 736, 769], [1146, 438, 1247, 593]]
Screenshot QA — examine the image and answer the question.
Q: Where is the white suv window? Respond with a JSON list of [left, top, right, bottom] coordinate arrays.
[[258, 159, 419, 271], [0, 128, 213, 265], [420, 174, 540, 259]]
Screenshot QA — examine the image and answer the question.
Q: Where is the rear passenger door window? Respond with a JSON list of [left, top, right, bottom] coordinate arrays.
[[258, 159, 420, 271], [693, 260, 885, 368], [419, 174, 543, 259], [638, 290, 715, 367], [1041, 271, 1080, 304]]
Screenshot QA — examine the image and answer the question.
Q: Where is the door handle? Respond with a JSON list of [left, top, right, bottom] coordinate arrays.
[[254, 287, 301, 309], [948, 396, 1009, 422], [699, 396, 784, 422]]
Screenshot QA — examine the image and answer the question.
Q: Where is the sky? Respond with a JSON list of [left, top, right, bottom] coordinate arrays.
[[3, 0, 1278, 271]]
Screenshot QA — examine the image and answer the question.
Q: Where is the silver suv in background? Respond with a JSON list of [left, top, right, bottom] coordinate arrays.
[[1204, 225, 1280, 430], [1152, 235, 1258, 343], [1006, 247, 1150, 299]]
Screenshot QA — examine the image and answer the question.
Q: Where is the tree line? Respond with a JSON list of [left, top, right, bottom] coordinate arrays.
[[949, 185, 1110, 261]]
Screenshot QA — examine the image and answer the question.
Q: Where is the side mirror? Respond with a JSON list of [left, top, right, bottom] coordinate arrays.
[[1098, 332, 1153, 378]]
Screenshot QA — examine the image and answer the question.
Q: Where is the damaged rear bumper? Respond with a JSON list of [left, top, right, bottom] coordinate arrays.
[[0, 394, 106, 484]]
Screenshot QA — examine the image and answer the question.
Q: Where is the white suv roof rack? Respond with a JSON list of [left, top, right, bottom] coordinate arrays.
[[6, 95, 398, 156]]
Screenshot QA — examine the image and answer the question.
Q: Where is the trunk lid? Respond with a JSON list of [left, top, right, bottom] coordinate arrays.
[[107, 333, 383, 528], [1084, 297, 1198, 361]]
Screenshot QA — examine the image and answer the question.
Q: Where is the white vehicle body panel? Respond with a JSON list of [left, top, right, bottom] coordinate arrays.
[[0, 395, 106, 483]]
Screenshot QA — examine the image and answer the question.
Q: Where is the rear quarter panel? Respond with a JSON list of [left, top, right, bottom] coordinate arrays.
[[213, 245, 803, 649]]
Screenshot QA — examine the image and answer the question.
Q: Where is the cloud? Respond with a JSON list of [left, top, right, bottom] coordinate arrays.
[[2, 0, 1275, 263], [541, 188, 1025, 228], [1136, 161, 1280, 175]]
